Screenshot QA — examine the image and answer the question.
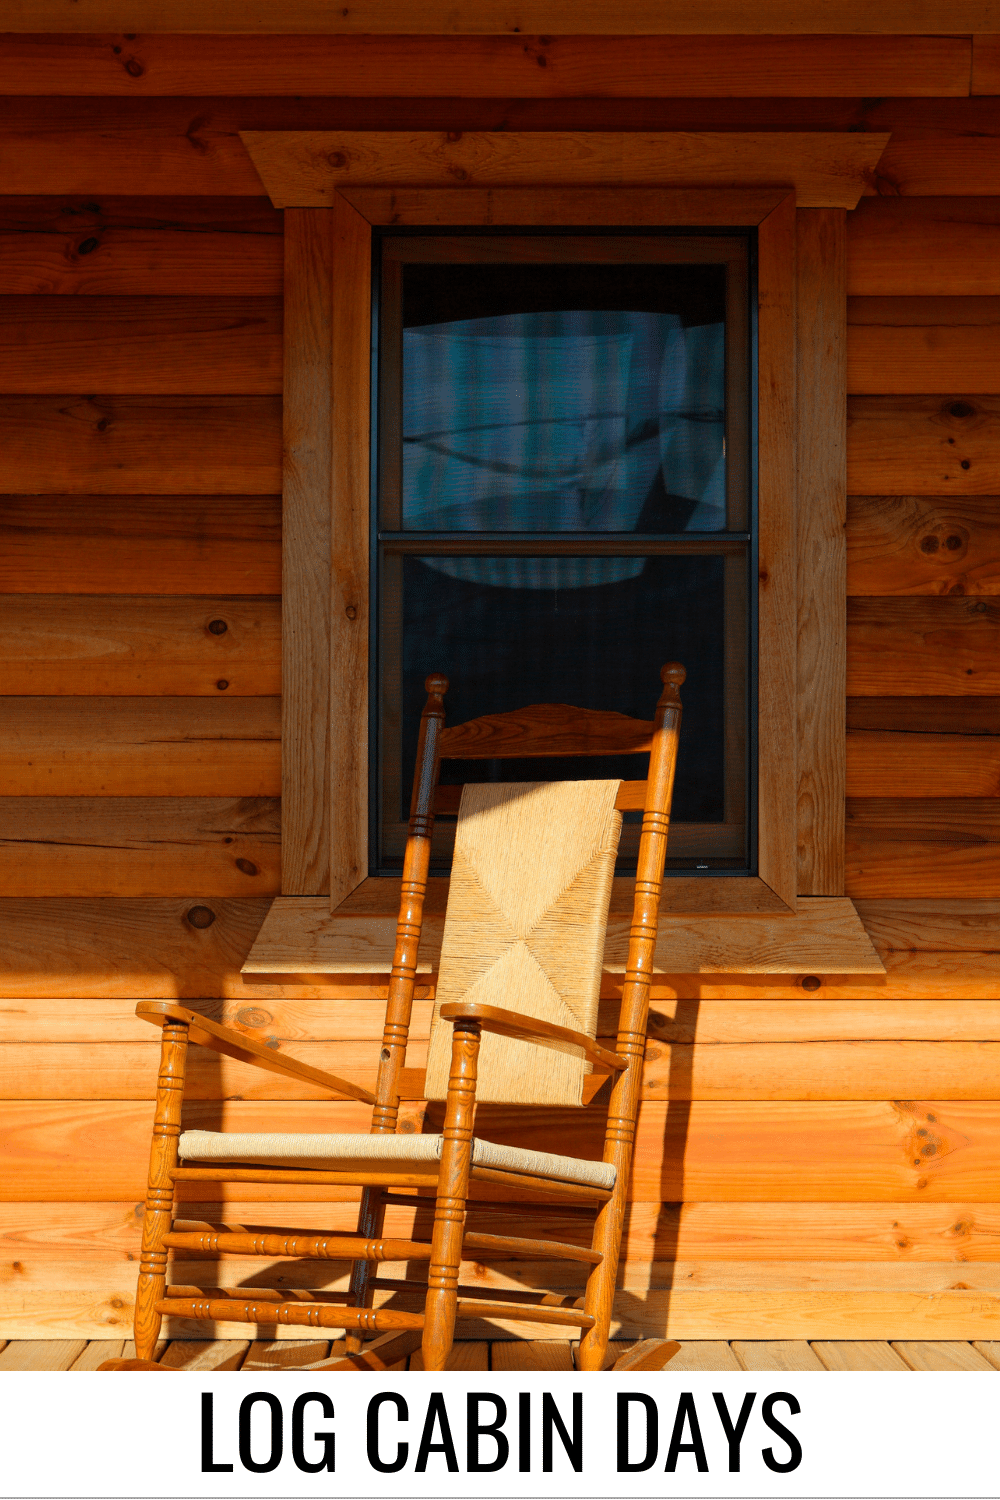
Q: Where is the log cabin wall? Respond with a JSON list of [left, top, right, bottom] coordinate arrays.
[[2, 30, 1000, 1340]]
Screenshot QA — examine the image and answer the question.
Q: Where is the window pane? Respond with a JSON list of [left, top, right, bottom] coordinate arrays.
[[398, 262, 730, 534], [379, 551, 746, 870]]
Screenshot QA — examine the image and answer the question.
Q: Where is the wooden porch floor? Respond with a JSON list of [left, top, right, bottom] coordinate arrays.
[[2, 1338, 999, 1372]]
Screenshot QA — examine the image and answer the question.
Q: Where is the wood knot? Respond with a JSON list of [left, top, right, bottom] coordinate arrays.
[[235, 1006, 271, 1029]]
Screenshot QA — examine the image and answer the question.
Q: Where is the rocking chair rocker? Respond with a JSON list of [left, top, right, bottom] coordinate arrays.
[[104, 663, 684, 1373]]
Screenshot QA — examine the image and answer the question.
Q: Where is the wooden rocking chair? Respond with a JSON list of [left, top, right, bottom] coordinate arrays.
[[105, 663, 684, 1373]]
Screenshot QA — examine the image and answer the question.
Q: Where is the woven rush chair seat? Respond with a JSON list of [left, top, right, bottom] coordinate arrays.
[[178, 1129, 616, 1190]]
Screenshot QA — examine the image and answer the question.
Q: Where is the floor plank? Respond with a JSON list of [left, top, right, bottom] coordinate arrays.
[[120, 1340, 169, 1363], [492, 1341, 572, 1371], [971, 1341, 1000, 1370], [662, 1340, 743, 1371], [410, 1341, 489, 1371], [811, 1340, 910, 1371], [0, 1339, 87, 1371], [731, 1340, 826, 1371], [159, 1340, 250, 1371], [891, 1341, 997, 1371], [242, 1340, 331, 1370], [69, 1340, 125, 1370]]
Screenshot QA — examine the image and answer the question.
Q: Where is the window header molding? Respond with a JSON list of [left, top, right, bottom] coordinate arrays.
[[241, 130, 890, 211]]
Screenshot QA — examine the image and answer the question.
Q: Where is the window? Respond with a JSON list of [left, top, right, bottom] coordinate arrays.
[[374, 233, 753, 874]]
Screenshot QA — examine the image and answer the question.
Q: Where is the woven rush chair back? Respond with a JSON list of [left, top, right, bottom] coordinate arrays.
[[423, 778, 623, 1107]]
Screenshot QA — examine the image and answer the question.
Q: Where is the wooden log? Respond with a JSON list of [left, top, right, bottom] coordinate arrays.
[[847, 596, 1000, 695], [0, 697, 280, 796], [19, 994, 1000, 1047], [0, 230, 282, 296], [0, 495, 281, 596], [848, 738, 1000, 797], [848, 199, 1000, 299], [847, 800, 1000, 899], [16, 1198, 1000, 1266], [0, 1040, 420, 1102], [4, 2, 999, 33], [33, 1257, 1000, 1296], [0, 297, 282, 395], [0, 195, 282, 234], [0, 103, 969, 200], [0, 35, 969, 98], [847, 496, 1000, 598], [848, 298, 1000, 396], [972, 36, 1000, 95], [848, 697, 1000, 734], [0, 596, 280, 696], [0, 995, 439, 1043], [0, 896, 413, 999], [0, 797, 280, 898], [13, 1284, 1000, 1343], [0, 396, 281, 494], [11, 1097, 1000, 1203], [14, 1037, 1000, 1103], [848, 397, 1000, 497]]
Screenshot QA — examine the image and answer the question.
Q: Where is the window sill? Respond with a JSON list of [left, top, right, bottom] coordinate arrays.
[[241, 881, 884, 983]]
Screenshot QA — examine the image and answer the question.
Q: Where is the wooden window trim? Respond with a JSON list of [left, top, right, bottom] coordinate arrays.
[[241, 134, 888, 975]]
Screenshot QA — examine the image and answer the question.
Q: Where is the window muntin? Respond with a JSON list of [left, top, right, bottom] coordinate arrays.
[[374, 232, 753, 875]]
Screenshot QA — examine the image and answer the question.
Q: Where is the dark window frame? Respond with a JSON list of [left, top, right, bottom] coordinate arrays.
[[370, 227, 758, 878]]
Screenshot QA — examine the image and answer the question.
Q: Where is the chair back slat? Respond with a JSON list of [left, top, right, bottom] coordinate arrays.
[[434, 779, 648, 816], [424, 779, 623, 1108], [439, 703, 654, 760]]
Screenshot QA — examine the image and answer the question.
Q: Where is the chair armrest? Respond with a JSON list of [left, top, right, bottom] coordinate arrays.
[[438, 1001, 627, 1073], [135, 1001, 376, 1105]]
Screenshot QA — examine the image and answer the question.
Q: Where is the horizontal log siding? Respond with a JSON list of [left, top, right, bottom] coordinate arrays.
[[1, 88, 999, 1344]]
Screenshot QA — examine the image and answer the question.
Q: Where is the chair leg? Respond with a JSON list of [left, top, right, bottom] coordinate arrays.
[[345, 1186, 386, 1354], [421, 1018, 480, 1371], [134, 1020, 188, 1362], [578, 1177, 628, 1372]]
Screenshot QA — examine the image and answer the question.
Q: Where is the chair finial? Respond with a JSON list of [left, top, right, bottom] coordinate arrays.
[[425, 673, 449, 697], [659, 662, 686, 706]]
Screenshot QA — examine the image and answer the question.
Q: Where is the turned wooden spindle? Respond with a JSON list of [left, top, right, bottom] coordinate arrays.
[[578, 662, 684, 1371], [347, 673, 447, 1350], [420, 1016, 481, 1370], [134, 1018, 189, 1362]]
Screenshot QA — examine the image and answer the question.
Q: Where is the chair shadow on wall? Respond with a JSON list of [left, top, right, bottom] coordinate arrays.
[[606, 987, 699, 1345]]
